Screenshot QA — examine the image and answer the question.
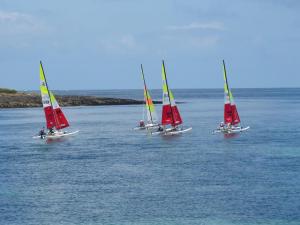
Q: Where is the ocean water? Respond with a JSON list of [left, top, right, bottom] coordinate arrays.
[[0, 88, 300, 225]]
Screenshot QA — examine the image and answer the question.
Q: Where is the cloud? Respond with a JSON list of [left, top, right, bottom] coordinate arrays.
[[98, 34, 142, 54], [0, 11, 45, 36], [167, 22, 225, 31], [161, 34, 220, 49]]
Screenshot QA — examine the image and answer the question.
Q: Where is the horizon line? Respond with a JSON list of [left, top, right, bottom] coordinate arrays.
[[18, 87, 300, 92]]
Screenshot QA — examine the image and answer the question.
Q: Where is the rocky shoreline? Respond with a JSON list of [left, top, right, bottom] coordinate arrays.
[[0, 92, 160, 108]]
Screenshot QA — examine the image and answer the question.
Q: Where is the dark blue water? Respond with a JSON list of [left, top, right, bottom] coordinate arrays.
[[0, 89, 300, 225]]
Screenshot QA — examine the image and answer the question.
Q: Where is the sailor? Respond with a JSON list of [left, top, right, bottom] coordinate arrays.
[[139, 120, 145, 127], [49, 127, 55, 135], [157, 125, 163, 132], [219, 122, 224, 128], [39, 127, 46, 139]]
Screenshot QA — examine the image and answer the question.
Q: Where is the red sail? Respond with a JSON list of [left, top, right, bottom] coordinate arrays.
[[162, 105, 172, 125], [54, 108, 69, 129], [44, 106, 56, 129], [231, 105, 240, 125], [224, 103, 233, 124], [43, 106, 69, 129], [162, 105, 183, 126], [172, 105, 183, 126]]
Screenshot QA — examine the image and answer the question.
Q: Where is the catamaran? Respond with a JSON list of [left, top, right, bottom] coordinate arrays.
[[152, 60, 192, 135], [214, 60, 250, 134], [33, 61, 79, 139], [134, 64, 160, 130]]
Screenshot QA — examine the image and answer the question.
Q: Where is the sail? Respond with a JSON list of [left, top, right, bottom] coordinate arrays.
[[40, 64, 56, 129], [231, 103, 240, 125], [50, 92, 69, 129], [224, 104, 233, 124], [144, 89, 158, 123], [141, 65, 158, 124], [223, 72, 233, 124], [223, 60, 241, 125], [39, 62, 69, 130], [161, 61, 182, 126]]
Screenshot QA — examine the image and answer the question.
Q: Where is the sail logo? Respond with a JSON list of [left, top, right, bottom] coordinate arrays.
[[43, 100, 50, 105]]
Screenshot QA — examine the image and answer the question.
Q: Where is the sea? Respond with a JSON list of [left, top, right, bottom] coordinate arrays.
[[0, 88, 299, 225]]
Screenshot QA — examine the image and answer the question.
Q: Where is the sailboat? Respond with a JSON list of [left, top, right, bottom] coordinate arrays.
[[214, 60, 250, 134], [33, 61, 79, 139], [152, 60, 192, 135], [134, 64, 160, 130]]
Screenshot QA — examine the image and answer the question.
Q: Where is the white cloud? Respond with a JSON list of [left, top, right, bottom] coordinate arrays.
[[161, 34, 220, 49], [164, 22, 223, 49], [98, 34, 141, 54], [0, 11, 31, 22], [0, 11, 45, 35], [168, 22, 225, 31]]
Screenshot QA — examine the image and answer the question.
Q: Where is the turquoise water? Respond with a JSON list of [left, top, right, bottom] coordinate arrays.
[[0, 89, 300, 225]]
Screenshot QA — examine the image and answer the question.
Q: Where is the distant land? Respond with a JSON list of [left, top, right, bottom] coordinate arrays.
[[0, 88, 158, 108]]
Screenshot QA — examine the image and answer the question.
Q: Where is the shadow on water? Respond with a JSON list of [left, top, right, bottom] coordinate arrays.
[[46, 138, 68, 144], [34, 137, 68, 146], [161, 134, 183, 141], [223, 133, 240, 139]]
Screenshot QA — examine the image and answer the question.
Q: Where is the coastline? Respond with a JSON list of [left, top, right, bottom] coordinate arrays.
[[0, 92, 161, 108]]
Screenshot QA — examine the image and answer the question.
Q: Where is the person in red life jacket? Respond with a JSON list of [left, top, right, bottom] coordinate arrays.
[[139, 120, 145, 128]]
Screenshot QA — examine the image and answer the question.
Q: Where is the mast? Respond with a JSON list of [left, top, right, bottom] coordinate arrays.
[[162, 60, 175, 126], [223, 59, 231, 102], [40, 61, 60, 130], [141, 64, 153, 124]]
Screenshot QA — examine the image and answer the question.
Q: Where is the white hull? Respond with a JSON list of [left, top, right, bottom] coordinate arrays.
[[213, 126, 250, 134], [33, 130, 79, 139], [133, 123, 160, 131], [152, 127, 192, 136], [133, 126, 146, 130]]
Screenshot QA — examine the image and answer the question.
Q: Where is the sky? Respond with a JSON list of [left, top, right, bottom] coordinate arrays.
[[0, 0, 300, 90]]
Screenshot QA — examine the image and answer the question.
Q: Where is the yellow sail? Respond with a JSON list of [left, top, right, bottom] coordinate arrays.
[[162, 61, 174, 105], [141, 64, 157, 123]]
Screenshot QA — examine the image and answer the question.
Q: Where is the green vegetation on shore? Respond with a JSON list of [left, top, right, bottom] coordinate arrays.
[[0, 88, 17, 94]]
